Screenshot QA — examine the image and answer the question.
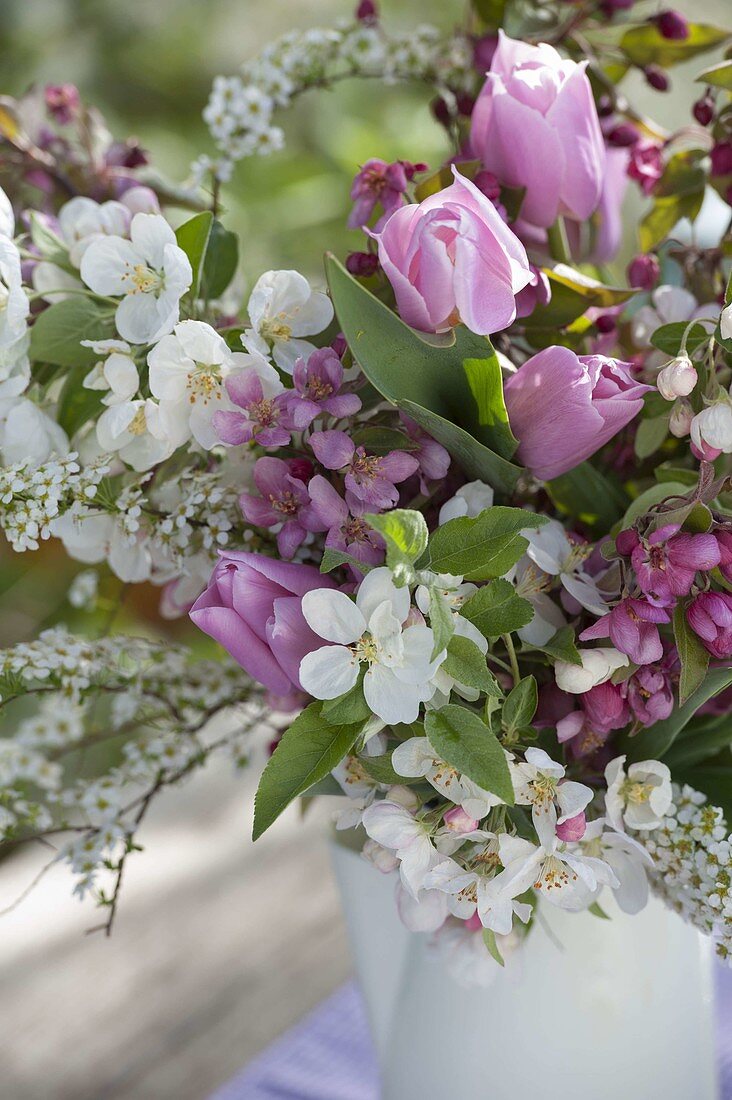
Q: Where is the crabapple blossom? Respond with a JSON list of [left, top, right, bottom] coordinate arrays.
[[299, 568, 444, 723], [423, 850, 533, 934], [580, 597, 670, 665], [361, 799, 440, 898], [286, 347, 361, 429], [605, 755, 672, 831], [148, 320, 264, 449], [578, 818, 653, 915], [690, 398, 732, 456], [82, 340, 138, 406], [0, 235, 30, 350], [392, 736, 504, 820], [309, 429, 419, 513], [438, 479, 494, 524], [95, 398, 173, 472], [348, 158, 411, 231], [80, 213, 192, 344], [213, 365, 293, 449], [242, 269, 333, 372], [554, 646, 629, 694], [522, 519, 608, 615], [656, 355, 697, 401], [628, 523, 719, 605], [239, 456, 319, 558], [489, 831, 618, 915], [510, 747, 594, 849], [304, 476, 385, 565], [686, 591, 732, 659]]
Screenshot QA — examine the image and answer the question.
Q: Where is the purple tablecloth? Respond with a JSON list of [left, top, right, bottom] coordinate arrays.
[[211, 968, 732, 1099]]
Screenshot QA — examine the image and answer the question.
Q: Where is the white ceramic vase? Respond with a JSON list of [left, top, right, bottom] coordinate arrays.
[[330, 840, 719, 1100]]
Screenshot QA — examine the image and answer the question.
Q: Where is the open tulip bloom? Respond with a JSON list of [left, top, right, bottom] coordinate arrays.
[[1, 1, 732, 985]]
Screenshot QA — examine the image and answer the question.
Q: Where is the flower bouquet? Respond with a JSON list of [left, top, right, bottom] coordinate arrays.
[[1, 0, 732, 1093]]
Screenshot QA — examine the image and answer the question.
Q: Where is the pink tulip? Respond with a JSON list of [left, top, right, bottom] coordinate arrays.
[[503, 348, 651, 481], [190, 551, 336, 697], [470, 31, 605, 228], [370, 166, 532, 335]]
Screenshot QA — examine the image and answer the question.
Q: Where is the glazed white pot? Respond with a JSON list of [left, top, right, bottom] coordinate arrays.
[[330, 840, 719, 1100]]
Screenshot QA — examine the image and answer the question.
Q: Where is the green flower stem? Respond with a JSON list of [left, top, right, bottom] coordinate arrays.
[[546, 217, 571, 264]]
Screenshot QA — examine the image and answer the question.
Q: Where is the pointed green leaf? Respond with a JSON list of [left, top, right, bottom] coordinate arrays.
[[443, 635, 501, 696], [175, 210, 213, 298], [532, 626, 583, 667], [461, 579, 534, 639], [253, 702, 364, 839], [422, 507, 548, 581], [364, 509, 428, 578], [673, 602, 710, 705], [502, 677, 538, 735], [424, 704, 514, 803], [428, 586, 456, 660]]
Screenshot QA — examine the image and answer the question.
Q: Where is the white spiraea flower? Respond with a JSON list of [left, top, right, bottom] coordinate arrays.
[[604, 755, 672, 832], [148, 319, 278, 449], [299, 568, 444, 725], [510, 747, 594, 849], [80, 213, 192, 344], [554, 646, 629, 694], [242, 269, 333, 373]]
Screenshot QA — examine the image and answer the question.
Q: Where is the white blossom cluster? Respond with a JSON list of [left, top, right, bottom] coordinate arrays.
[[637, 785, 732, 966], [0, 453, 108, 552], [198, 20, 474, 182], [0, 627, 265, 900]]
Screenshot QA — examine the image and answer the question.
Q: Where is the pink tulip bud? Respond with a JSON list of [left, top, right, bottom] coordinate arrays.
[[443, 806, 480, 833], [556, 811, 587, 842], [656, 355, 697, 400], [669, 398, 694, 438], [470, 32, 605, 228]]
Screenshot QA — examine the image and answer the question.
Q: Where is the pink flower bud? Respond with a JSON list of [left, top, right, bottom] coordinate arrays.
[[627, 253, 660, 290], [355, 0, 378, 23], [555, 811, 587, 842], [654, 9, 689, 40], [693, 94, 715, 127], [644, 65, 669, 92], [656, 355, 697, 400], [443, 806, 479, 833], [607, 122, 639, 148], [669, 398, 694, 438], [711, 142, 732, 177], [345, 251, 379, 277]]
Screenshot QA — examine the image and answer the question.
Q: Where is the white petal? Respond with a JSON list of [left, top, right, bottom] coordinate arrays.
[[391, 737, 434, 779], [556, 780, 594, 822], [356, 567, 410, 624], [298, 645, 359, 700], [364, 664, 423, 724], [129, 213, 175, 268], [115, 293, 164, 345], [301, 589, 365, 644]]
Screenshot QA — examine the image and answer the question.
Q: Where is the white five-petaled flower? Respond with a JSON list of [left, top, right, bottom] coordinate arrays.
[[0, 235, 30, 350], [490, 832, 618, 915], [148, 319, 279, 449], [510, 747, 594, 849], [438, 479, 494, 525], [424, 848, 532, 935], [578, 818, 653, 915], [95, 398, 173, 472], [80, 213, 192, 344], [392, 736, 504, 820], [554, 646, 629, 694], [604, 754, 672, 832], [242, 268, 334, 373], [299, 568, 444, 725], [522, 519, 608, 617], [82, 339, 139, 406], [361, 800, 440, 898]]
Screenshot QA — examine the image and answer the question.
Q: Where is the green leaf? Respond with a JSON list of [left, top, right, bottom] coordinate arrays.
[[473, 0, 506, 30], [695, 60, 732, 91], [502, 676, 538, 735], [588, 901, 611, 920], [623, 667, 732, 761], [56, 364, 105, 436], [424, 705, 514, 803], [351, 426, 417, 455], [635, 416, 669, 460], [443, 635, 501, 696], [322, 671, 372, 725], [320, 547, 373, 574], [253, 702, 364, 839], [462, 355, 518, 460], [638, 151, 707, 253], [482, 927, 505, 965], [673, 602, 710, 705], [200, 218, 239, 300], [325, 254, 523, 493], [361, 753, 418, 786], [654, 463, 699, 487], [621, 22, 730, 68], [175, 210, 213, 298], [621, 481, 690, 528], [428, 586, 455, 661], [522, 267, 634, 332], [651, 321, 709, 356], [460, 579, 534, 639], [548, 463, 629, 530], [364, 509, 428, 579], [422, 507, 548, 581], [665, 713, 732, 769], [532, 625, 583, 666], [29, 297, 115, 369], [29, 212, 70, 267]]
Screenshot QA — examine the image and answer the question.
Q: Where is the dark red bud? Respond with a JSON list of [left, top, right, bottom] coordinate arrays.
[[287, 458, 315, 483], [692, 94, 715, 127], [355, 0, 378, 24], [607, 122, 640, 147], [644, 65, 669, 92], [346, 251, 379, 277], [627, 253, 660, 290], [595, 314, 617, 334], [654, 9, 689, 39]]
